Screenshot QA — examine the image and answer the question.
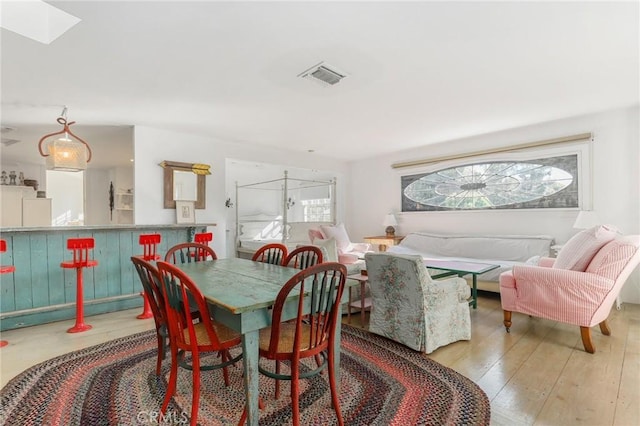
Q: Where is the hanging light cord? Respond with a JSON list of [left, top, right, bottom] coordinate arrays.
[[37, 106, 93, 162]]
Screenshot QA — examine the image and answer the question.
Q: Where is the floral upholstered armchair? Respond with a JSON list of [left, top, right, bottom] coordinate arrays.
[[500, 226, 640, 354], [364, 252, 471, 353]]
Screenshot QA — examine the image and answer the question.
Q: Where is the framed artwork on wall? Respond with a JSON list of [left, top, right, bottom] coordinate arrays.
[[175, 200, 196, 224]]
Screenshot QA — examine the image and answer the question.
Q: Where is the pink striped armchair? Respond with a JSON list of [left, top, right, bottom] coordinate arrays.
[[500, 229, 640, 354]]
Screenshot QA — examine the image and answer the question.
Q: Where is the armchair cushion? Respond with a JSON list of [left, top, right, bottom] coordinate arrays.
[[320, 223, 352, 252], [310, 237, 339, 263], [553, 225, 617, 271], [586, 236, 639, 280]]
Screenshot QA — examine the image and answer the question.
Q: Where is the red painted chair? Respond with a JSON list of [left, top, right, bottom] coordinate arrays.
[[252, 243, 288, 265], [282, 246, 323, 270], [156, 260, 242, 426], [239, 262, 347, 425], [0, 239, 15, 347], [61, 237, 98, 333], [192, 232, 213, 259], [136, 234, 162, 319]]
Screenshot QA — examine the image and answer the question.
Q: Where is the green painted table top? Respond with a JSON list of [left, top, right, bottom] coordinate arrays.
[[175, 258, 301, 314]]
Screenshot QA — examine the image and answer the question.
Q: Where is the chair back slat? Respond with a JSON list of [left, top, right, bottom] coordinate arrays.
[[139, 234, 161, 261], [283, 246, 323, 270], [66, 238, 95, 267], [131, 256, 166, 329], [252, 243, 288, 265], [267, 262, 346, 358], [156, 261, 223, 348], [194, 232, 213, 244], [164, 242, 217, 265]]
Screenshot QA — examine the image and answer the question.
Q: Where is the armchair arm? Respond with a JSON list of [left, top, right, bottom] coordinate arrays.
[[512, 265, 614, 291], [338, 253, 359, 265], [347, 242, 371, 253], [537, 257, 555, 268], [424, 276, 470, 303]]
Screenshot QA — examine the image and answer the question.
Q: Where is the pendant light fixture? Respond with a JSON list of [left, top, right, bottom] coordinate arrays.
[[38, 106, 92, 171]]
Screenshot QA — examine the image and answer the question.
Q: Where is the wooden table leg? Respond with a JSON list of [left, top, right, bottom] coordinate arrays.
[[347, 286, 352, 324], [241, 330, 260, 426], [360, 280, 366, 325]]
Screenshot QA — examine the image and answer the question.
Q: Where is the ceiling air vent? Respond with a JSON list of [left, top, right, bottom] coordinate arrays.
[[298, 62, 347, 86]]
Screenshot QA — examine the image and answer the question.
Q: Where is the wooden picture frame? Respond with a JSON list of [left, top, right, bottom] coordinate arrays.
[[175, 200, 196, 224], [160, 160, 210, 209]]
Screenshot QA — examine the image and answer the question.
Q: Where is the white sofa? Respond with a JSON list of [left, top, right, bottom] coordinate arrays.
[[387, 232, 554, 293]]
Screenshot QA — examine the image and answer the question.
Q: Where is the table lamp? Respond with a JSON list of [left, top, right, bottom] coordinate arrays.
[[383, 214, 397, 237], [573, 210, 600, 229]]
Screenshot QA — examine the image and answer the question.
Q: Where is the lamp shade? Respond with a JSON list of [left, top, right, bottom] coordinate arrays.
[[573, 211, 600, 229], [45, 137, 88, 171], [382, 214, 397, 227]]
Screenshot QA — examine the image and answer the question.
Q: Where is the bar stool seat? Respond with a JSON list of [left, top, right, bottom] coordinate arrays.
[[136, 234, 162, 319], [1, 239, 15, 347], [61, 238, 98, 333]]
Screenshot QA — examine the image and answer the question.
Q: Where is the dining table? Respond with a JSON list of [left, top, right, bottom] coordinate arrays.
[[175, 257, 349, 425]]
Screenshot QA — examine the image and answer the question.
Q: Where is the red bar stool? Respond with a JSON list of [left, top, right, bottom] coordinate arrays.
[[0, 239, 15, 347], [61, 238, 98, 333], [193, 232, 213, 258], [136, 234, 161, 319]]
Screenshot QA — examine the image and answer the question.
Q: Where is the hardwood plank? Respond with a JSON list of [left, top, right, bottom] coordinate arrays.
[[489, 318, 578, 424], [535, 308, 628, 425], [614, 308, 640, 425], [29, 233, 49, 308]]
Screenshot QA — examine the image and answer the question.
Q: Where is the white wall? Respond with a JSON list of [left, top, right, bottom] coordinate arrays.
[[348, 106, 640, 303], [133, 126, 349, 258]]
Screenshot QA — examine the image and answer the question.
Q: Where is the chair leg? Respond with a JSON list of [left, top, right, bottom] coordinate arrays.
[[580, 326, 596, 354], [291, 361, 300, 426], [327, 348, 344, 426], [599, 320, 611, 336], [162, 344, 179, 413], [221, 350, 231, 386], [68, 268, 92, 333], [503, 310, 512, 332], [190, 353, 201, 426], [274, 361, 281, 399], [155, 333, 164, 375]]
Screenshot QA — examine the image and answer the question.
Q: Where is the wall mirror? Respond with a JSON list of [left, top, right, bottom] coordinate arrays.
[[160, 160, 210, 209]]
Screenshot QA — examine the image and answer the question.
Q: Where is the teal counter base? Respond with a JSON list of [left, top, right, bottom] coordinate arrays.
[[0, 224, 213, 331], [0, 295, 142, 331]]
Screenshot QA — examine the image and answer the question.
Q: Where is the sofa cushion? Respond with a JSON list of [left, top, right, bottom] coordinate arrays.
[[554, 225, 617, 272], [320, 223, 352, 252], [312, 237, 339, 263]]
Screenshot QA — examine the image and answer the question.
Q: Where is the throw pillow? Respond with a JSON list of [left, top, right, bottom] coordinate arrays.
[[312, 237, 339, 263], [308, 229, 324, 243], [585, 238, 636, 280], [553, 225, 618, 271], [320, 223, 352, 252]]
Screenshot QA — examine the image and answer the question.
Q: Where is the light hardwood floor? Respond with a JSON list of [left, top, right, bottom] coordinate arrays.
[[1, 293, 638, 425]]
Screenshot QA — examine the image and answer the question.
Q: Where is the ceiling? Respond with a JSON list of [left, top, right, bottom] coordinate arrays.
[[1, 1, 638, 166]]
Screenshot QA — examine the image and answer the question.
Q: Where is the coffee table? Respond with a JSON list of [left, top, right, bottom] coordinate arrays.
[[423, 259, 499, 309]]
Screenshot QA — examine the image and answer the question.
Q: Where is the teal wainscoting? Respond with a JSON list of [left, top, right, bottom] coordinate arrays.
[[0, 225, 210, 331]]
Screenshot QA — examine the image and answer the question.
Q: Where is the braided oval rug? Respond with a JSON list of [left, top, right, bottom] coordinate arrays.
[[1, 325, 490, 425]]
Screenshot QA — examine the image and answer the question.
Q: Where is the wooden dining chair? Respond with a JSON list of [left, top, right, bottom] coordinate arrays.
[[282, 245, 323, 270], [130, 256, 170, 374], [239, 262, 347, 426], [192, 232, 214, 259], [252, 243, 288, 265], [164, 242, 217, 265], [156, 261, 243, 426]]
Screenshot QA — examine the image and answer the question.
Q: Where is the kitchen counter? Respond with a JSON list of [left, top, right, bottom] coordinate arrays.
[[0, 223, 215, 330]]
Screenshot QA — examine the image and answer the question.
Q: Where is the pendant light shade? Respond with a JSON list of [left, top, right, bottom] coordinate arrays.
[[38, 107, 92, 172]]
